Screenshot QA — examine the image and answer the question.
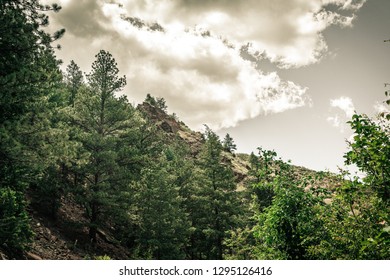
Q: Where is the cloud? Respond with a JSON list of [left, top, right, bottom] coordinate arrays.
[[115, 0, 365, 68], [327, 96, 356, 131], [118, 28, 309, 129], [53, 0, 110, 38], [330, 96, 356, 118], [374, 101, 389, 115], [46, 0, 364, 130], [323, 0, 367, 11]]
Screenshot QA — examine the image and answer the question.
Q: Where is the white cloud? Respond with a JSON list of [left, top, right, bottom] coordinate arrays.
[[374, 101, 389, 115], [330, 96, 356, 118], [119, 28, 309, 129], [327, 96, 356, 132], [323, 0, 367, 11], [111, 0, 365, 68], [46, 0, 365, 130]]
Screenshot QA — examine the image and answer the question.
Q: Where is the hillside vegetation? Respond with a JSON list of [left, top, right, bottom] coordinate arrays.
[[0, 1, 389, 260]]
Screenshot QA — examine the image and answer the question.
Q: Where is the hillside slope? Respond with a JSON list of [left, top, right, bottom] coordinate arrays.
[[2, 101, 339, 260]]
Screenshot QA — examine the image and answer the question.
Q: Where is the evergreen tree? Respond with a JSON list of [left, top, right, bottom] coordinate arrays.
[[144, 93, 168, 112], [134, 149, 190, 259], [70, 50, 139, 243], [145, 93, 156, 105], [191, 126, 241, 259], [0, 0, 64, 254], [0, 187, 32, 256], [222, 133, 236, 153], [252, 148, 278, 212], [64, 60, 84, 106], [155, 97, 168, 112], [249, 152, 258, 171]]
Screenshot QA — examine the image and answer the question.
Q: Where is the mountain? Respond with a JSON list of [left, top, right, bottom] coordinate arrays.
[[0, 100, 340, 260]]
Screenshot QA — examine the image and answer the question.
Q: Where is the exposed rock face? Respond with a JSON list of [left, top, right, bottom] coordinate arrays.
[[137, 102, 180, 134], [138, 101, 205, 156], [160, 121, 174, 133], [177, 130, 204, 157]]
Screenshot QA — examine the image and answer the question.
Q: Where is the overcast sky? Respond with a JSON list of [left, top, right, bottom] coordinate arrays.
[[45, 0, 390, 172]]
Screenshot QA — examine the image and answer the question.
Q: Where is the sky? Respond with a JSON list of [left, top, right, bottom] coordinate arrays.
[[44, 0, 390, 172]]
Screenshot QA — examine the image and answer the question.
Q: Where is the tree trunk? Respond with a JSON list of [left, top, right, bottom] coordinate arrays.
[[89, 202, 98, 243]]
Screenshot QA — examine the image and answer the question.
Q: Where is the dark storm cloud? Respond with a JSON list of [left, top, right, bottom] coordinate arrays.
[[55, 0, 111, 38]]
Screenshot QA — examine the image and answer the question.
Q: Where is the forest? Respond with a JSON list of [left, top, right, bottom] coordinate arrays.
[[0, 0, 389, 260]]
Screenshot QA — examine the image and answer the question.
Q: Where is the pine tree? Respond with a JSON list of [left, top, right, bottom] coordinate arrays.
[[0, 0, 64, 254], [134, 149, 191, 259], [64, 60, 84, 106], [192, 126, 241, 259], [70, 50, 139, 243], [144, 93, 168, 112], [222, 133, 237, 153]]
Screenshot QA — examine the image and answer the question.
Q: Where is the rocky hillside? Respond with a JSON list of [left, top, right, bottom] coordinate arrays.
[[137, 101, 339, 190], [1, 101, 340, 260], [137, 102, 251, 186]]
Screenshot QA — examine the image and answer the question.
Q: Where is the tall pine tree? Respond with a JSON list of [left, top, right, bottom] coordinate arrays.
[[191, 126, 240, 259], [64, 60, 84, 107], [134, 148, 191, 259], [0, 0, 64, 255], [70, 50, 140, 243]]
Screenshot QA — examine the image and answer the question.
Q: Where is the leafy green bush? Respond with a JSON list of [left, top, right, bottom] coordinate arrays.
[[309, 101, 390, 260], [252, 152, 328, 260]]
